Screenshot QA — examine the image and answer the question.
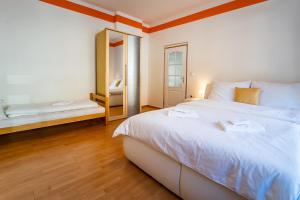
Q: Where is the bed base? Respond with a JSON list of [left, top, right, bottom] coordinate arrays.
[[124, 136, 247, 200], [0, 93, 107, 135], [109, 94, 123, 106]]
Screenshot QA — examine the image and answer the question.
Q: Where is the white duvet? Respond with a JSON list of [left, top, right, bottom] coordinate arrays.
[[113, 100, 300, 200]]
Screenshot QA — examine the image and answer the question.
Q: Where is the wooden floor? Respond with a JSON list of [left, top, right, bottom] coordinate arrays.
[[109, 106, 123, 116], [0, 107, 178, 200]]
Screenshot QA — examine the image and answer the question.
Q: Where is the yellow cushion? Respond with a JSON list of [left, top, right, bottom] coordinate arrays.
[[234, 88, 261, 105], [115, 79, 122, 87]]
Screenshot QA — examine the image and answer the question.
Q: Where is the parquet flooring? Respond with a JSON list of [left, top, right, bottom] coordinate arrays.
[[0, 107, 179, 200]]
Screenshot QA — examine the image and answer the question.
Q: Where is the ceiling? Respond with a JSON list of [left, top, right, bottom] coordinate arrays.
[[81, 0, 230, 26]]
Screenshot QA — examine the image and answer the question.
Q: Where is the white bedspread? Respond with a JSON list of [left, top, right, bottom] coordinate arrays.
[[113, 100, 300, 200], [0, 106, 104, 128], [5, 100, 99, 118]]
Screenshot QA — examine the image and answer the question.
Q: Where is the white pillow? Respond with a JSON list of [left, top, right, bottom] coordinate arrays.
[[251, 81, 300, 109], [109, 79, 122, 89], [208, 81, 251, 102], [0, 106, 7, 120]]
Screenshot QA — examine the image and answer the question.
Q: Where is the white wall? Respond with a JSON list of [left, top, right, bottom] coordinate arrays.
[[148, 0, 300, 107], [0, 0, 114, 104]]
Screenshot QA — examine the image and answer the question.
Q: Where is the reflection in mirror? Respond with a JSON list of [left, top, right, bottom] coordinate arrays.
[[108, 31, 125, 119]]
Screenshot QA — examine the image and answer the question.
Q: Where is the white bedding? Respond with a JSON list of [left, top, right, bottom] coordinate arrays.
[[113, 100, 300, 200], [110, 87, 123, 95], [0, 106, 104, 128], [0, 106, 7, 120], [5, 100, 99, 118]]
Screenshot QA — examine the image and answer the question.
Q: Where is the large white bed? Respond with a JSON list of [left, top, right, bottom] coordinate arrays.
[[114, 99, 300, 200]]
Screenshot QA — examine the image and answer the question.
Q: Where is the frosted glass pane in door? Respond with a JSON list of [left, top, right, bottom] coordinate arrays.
[[168, 65, 176, 76], [175, 76, 183, 87], [169, 52, 176, 64], [175, 65, 182, 76], [168, 51, 184, 88], [175, 52, 182, 64], [168, 76, 176, 87]]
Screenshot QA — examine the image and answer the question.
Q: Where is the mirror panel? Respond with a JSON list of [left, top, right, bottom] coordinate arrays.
[[108, 30, 126, 120], [127, 35, 141, 116]]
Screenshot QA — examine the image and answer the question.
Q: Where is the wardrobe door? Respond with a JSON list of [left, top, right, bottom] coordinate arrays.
[[127, 35, 141, 116], [96, 30, 108, 97], [107, 30, 127, 121]]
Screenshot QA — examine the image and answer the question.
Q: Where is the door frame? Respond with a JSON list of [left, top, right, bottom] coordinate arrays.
[[163, 42, 188, 108]]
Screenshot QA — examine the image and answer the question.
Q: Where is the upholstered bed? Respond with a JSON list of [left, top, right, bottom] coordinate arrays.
[[114, 99, 300, 200], [124, 136, 246, 200]]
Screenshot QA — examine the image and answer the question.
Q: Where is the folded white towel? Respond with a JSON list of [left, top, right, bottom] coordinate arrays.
[[229, 120, 251, 126], [168, 107, 199, 118], [219, 120, 265, 133]]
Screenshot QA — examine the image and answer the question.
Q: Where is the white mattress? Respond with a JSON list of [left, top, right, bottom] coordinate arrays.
[[109, 94, 123, 107], [5, 100, 99, 118], [0, 106, 104, 128], [114, 100, 300, 200]]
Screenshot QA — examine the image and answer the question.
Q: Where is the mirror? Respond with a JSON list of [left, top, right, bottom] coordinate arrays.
[[127, 35, 141, 116], [108, 30, 126, 120]]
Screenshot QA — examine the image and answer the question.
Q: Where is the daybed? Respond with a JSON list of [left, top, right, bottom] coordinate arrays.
[[0, 93, 106, 135]]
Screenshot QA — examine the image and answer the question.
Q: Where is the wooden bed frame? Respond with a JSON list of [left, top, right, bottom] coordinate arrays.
[[0, 93, 107, 135]]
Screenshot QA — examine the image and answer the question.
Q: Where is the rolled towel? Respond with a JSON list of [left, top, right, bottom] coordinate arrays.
[[229, 120, 251, 126], [168, 107, 199, 118], [218, 120, 265, 133]]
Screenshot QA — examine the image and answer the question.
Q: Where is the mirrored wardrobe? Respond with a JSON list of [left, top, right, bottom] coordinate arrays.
[[96, 29, 141, 121]]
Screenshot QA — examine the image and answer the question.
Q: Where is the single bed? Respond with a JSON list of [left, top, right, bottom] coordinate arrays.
[[0, 93, 106, 135], [114, 100, 300, 200]]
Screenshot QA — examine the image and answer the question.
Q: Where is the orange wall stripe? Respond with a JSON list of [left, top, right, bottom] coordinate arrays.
[[110, 40, 124, 47], [40, 0, 115, 22], [149, 0, 267, 33], [115, 15, 143, 29], [41, 0, 145, 31], [142, 26, 151, 33], [41, 0, 267, 34]]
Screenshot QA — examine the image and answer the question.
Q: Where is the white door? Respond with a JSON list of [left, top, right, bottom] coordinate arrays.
[[164, 45, 187, 107]]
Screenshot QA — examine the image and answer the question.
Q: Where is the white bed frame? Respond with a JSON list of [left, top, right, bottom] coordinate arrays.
[[124, 136, 247, 200]]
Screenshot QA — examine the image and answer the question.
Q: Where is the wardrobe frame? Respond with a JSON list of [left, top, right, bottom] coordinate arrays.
[[96, 28, 142, 123]]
